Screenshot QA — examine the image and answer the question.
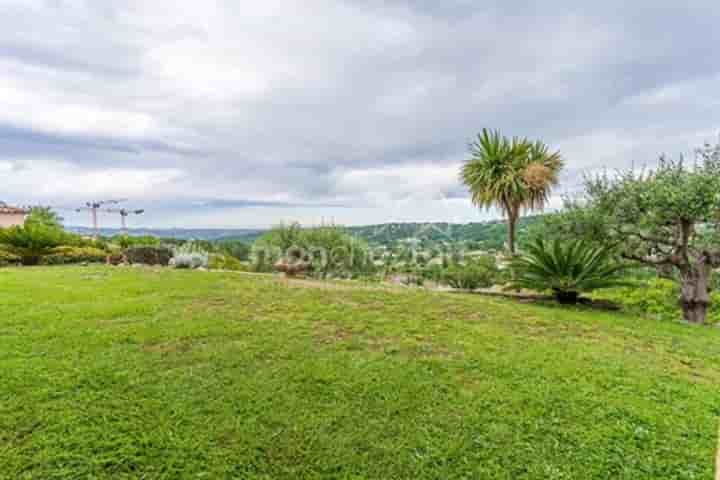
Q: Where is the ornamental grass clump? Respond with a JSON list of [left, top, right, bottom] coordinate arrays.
[[172, 242, 209, 269]]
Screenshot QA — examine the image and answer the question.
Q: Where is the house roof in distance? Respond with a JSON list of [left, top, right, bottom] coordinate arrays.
[[0, 201, 30, 214]]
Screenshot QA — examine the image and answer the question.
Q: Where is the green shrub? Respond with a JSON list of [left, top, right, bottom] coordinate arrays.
[[440, 256, 498, 290], [114, 235, 160, 249], [708, 292, 720, 325], [250, 248, 273, 272], [401, 269, 425, 287], [209, 254, 247, 271], [0, 224, 73, 265], [594, 278, 720, 324], [597, 278, 678, 320], [421, 264, 446, 283], [42, 247, 108, 265], [124, 246, 173, 266], [0, 248, 20, 267], [214, 240, 251, 261]]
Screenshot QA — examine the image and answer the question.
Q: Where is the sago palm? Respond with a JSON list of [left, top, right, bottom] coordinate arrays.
[[508, 238, 628, 304], [461, 129, 563, 254]]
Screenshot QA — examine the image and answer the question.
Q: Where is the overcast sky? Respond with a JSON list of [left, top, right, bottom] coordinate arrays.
[[1, 1, 719, 228]]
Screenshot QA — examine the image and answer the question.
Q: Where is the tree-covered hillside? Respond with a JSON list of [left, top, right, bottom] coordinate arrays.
[[347, 216, 544, 250]]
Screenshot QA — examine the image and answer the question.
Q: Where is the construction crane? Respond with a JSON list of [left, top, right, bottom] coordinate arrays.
[[74, 199, 127, 238], [105, 208, 145, 235]]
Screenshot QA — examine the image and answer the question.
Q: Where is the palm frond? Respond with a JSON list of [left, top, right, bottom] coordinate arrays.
[[461, 130, 563, 215]]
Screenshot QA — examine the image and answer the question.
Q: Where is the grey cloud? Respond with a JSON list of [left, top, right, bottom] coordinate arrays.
[[0, 0, 719, 227]]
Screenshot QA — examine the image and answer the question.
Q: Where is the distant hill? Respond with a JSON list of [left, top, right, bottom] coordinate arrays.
[[65, 226, 264, 242], [67, 215, 544, 250]]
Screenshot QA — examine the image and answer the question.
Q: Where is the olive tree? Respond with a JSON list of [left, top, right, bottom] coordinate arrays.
[[562, 141, 720, 324]]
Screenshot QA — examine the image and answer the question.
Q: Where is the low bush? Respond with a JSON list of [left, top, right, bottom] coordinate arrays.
[[42, 246, 108, 265], [214, 240, 251, 261], [72, 237, 109, 251], [124, 246, 173, 266], [594, 278, 678, 320], [401, 270, 424, 287], [114, 235, 160, 249], [594, 278, 720, 324], [209, 254, 247, 271], [420, 264, 445, 283], [0, 248, 20, 267], [440, 256, 498, 290], [0, 224, 73, 265]]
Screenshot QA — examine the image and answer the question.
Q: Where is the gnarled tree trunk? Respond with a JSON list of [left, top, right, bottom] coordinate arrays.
[[656, 263, 675, 279], [678, 261, 712, 324]]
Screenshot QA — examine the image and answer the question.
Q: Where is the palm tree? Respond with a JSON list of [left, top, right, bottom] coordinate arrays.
[[461, 129, 563, 254]]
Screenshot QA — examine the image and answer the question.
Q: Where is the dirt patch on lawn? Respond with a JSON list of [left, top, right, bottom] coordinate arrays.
[[277, 276, 407, 293], [143, 338, 196, 355]]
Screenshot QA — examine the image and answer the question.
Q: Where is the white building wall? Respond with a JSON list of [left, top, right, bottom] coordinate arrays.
[[0, 213, 26, 228]]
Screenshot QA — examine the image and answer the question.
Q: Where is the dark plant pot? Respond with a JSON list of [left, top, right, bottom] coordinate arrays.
[[21, 256, 41, 266], [555, 291, 579, 304]]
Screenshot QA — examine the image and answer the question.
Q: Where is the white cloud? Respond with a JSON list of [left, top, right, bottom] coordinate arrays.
[[336, 162, 461, 203], [1, 158, 185, 202]]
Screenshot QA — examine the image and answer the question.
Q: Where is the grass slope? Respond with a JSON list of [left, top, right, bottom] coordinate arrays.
[[1, 267, 719, 479]]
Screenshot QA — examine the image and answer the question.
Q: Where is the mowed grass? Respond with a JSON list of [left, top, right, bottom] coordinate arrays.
[[1, 267, 719, 479]]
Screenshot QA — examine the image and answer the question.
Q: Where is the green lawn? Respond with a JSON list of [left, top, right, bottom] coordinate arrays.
[[1, 267, 719, 479]]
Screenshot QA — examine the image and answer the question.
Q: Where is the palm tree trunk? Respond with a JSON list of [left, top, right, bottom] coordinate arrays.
[[506, 207, 519, 255]]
